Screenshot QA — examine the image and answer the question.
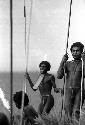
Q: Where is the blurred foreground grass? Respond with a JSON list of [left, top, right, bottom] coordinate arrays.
[[34, 112, 85, 125]]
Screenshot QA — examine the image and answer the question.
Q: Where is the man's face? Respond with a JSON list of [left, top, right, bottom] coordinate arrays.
[[40, 64, 47, 74], [71, 47, 82, 60]]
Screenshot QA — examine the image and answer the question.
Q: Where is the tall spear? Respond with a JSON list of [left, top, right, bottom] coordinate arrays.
[[61, 0, 72, 119], [66, 0, 72, 54], [10, 0, 13, 125], [20, 1, 27, 124], [20, 0, 33, 125], [10, 0, 13, 124]]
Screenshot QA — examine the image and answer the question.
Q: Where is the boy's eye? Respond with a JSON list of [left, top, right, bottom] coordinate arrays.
[[40, 66, 46, 68]]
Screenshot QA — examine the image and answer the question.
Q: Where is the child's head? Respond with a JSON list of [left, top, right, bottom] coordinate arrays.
[[0, 112, 9, 125], [70, 42, 84, 60], [13, 91, 29, 109], [39, 61, 51, 74]]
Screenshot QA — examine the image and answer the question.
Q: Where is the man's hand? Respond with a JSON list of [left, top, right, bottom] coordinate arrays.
[[61, 54, 68, 64]]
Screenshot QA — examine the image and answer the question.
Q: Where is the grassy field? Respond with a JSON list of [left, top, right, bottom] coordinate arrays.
[[0, 72, 85, 125]]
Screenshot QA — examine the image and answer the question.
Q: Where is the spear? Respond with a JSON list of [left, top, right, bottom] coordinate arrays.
[[20, 0, 33, 124], [10, 0, 13, 124], [61, 0, 72, 119], [20, 1, 27, 124], [66, 0, 72, 54]]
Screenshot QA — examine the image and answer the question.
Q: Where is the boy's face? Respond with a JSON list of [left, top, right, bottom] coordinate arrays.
[[71, 47, 82, 60], [40, 64, 47, 74]]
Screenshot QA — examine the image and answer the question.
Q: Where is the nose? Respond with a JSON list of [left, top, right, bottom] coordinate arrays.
[[74, 50, 77, 54]]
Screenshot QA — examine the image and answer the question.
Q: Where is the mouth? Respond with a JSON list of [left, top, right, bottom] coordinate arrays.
[[73, 55, 80, 59], [40, 69, 44, 72], [73, 55, 77, 57], [40, 69, 47, 74]]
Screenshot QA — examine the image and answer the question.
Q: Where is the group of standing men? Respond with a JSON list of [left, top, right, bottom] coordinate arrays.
[[14, 42, 85, 124]]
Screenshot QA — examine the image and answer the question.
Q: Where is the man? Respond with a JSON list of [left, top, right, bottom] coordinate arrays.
[[25, 61, 61, 116], [57, 42, 85, 121]]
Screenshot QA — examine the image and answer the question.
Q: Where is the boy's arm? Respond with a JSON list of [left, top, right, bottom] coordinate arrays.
[[25, 73, 37, 91], [51, 75, 58, 92], [51, 75, 63, 94]]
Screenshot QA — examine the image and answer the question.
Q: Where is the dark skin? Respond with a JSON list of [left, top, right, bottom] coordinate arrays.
[[62, 47, 85, 63], [57, 45, 85, 120], [25, 64, 61, 94], [13, 92, 38, 125], [25, 63, 62, 115]]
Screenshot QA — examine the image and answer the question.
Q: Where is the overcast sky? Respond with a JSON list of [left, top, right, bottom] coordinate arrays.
[[0, 0, 85, 72]]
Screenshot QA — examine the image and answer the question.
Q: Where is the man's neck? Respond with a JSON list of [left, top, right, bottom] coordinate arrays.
[[74, 58, 81, 62]]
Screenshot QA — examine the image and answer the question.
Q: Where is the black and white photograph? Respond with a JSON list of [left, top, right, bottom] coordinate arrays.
[[0, 0, 85, 125]]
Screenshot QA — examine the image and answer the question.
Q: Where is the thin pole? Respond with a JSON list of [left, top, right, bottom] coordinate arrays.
[[10, 0, 13, 124], [20, 1, 26, 124], [62, 0, 72, 119], [20, 0, 33, 124], [79, 58, 84, 125], [20, 79, 26, 125], [66, 0, 72, 54]]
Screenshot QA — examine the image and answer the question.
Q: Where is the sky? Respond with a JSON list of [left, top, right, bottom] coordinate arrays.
[[0, 0, 85, 73]]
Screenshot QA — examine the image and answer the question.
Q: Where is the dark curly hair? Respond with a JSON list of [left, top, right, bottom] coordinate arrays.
[[70, 42, 84, 52], [39, 61, 51, 71], [13, 91, 29, 109], [0, 112, 10, 125]]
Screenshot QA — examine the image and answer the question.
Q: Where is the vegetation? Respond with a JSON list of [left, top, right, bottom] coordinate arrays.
[[34, 111, 85, 125]]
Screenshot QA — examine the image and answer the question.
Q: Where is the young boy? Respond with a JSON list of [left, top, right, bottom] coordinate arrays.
[[25, 61, 61, 116], [0, 112, 10, 125], [13, 91, 38, 125], [57, 42, 85, 121]]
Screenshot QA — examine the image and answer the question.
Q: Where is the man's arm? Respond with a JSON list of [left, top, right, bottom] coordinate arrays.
[[57, 54, 68, 79]]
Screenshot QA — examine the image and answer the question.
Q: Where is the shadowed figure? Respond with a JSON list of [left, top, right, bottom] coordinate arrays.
[[0, 112, 10, 125], [13, 91, 38, 125]]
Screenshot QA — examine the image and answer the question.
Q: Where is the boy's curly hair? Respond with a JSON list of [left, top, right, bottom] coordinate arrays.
[[39, 61, 51, 71]]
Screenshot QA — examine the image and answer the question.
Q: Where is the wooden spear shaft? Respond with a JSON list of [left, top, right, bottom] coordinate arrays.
[[61, 0, 72, 119], [10, 0, 13, 124]]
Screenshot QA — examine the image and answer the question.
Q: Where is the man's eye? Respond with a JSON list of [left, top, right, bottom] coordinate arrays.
[[73, 50, 80, 52]]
